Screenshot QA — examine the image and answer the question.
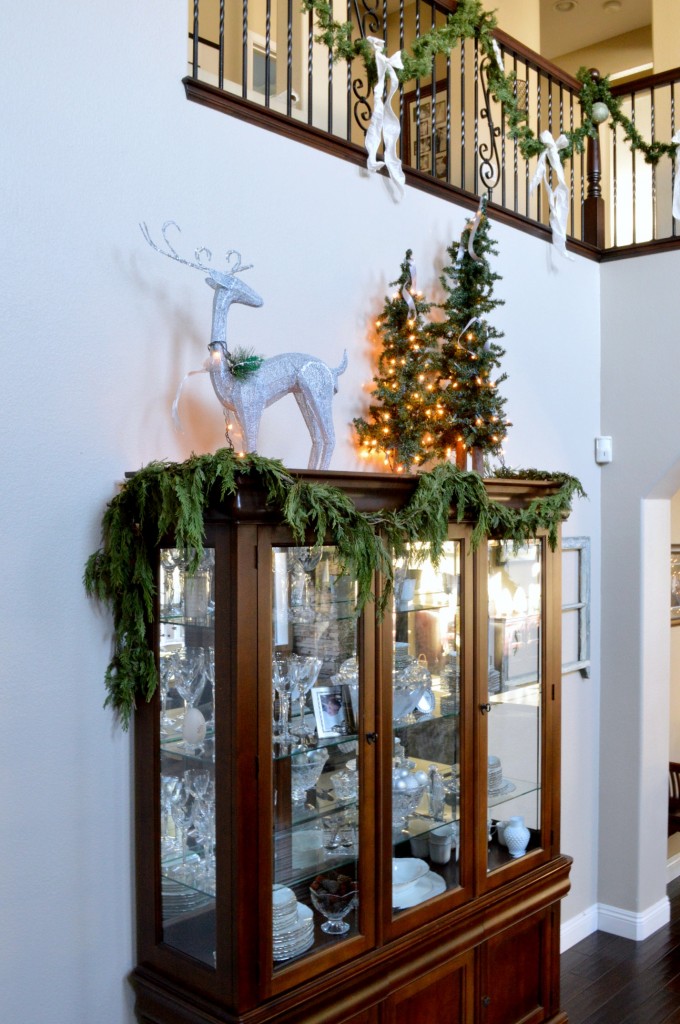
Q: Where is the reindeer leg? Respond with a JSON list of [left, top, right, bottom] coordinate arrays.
[[293, 390, 323, 469]]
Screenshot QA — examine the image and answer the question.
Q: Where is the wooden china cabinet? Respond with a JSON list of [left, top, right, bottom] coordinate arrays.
[[131, 471, 571, 1024]]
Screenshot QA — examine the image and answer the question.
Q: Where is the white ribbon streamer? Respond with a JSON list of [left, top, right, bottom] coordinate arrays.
[[491, 39, 504, 74], [530, 130, 574, 260], [171, 365, 210, 432], [673, 131, 680, 220], [402, 257, 417, 318], [365, 37, 405, 199]]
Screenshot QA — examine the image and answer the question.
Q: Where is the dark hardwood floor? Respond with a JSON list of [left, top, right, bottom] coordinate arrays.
[[560, 878, 680, 1023]]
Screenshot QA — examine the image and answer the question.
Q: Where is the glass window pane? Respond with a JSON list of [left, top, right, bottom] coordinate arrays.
[[391, 541, 462, 915], [487, 541, 542, 871], [159, 548, 216, 967], [271, 547, 360, 967]]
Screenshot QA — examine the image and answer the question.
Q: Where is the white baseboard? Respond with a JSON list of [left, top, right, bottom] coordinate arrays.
[[667, 850, 680, 883], [560, 905, 599, 951], [561, 895, 670, 950]]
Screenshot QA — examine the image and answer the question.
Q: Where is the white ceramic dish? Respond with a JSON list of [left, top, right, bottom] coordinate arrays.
[[392, 871, 446, 909], [392, 857, 429, 891]]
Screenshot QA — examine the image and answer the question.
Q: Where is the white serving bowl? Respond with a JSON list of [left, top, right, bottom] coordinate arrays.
[[392, 857, 429, 891]]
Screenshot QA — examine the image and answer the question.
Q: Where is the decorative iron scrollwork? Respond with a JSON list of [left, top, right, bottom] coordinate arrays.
[[353, 77, 372, 135], [479, 55, 502, 194], [351, 0, 380, 37]]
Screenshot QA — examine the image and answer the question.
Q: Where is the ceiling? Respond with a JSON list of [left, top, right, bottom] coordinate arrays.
[[539, 0, 651, 59]]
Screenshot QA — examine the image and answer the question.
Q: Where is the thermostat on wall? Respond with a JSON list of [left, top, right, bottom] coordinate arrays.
[[595, 436, 612, 464]]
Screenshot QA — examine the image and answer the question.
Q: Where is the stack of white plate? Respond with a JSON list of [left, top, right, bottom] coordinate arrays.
[[391, 857, 446, 910], [272, 885, 315, 961]]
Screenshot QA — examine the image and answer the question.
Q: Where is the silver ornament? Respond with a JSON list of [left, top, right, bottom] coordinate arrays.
[[591, 101, 609, 125], [142, 221, 347, 469]]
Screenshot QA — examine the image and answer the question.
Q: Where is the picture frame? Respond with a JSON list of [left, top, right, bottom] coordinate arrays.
[[403, 82, 449, 178], [311, 684, 355, 739], [671, 545, 680, 625]]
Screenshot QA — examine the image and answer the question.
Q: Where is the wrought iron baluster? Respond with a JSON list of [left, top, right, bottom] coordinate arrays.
[[651, 85, 657, 240], [287, 0, 293, 118], [242, 0, 249, 100], [673, 84, 677, 238], [192, 0, 199, 78], [612, 117, 618, 247], [473, 39, 479, 194], [218, 0, 224, 90], [479, 50, 501, 196], [513, 54, 519, 213], [461, 37, 466, 191], [265, 0, 272, 106], [632, 93, 637, 244], [350, 0, 377, 136], [307, 7, 313, 124]]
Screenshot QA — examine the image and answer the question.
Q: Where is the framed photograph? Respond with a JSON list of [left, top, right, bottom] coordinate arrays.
[[671, 545, 680, 625], [311, 684, 355, 739], [403, 83, 449, 178]]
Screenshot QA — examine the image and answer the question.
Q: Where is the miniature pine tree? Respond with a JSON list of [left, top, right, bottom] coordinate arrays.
[[430, 202, 510, 471], [354, 250, 440, 472]]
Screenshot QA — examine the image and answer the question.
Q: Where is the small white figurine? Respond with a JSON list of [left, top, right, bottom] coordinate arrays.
[[142, 221, 347, 470]]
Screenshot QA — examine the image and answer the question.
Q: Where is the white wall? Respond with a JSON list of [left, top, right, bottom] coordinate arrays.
[[0, 2, 601, 1022], [599, 251, 680, 930]]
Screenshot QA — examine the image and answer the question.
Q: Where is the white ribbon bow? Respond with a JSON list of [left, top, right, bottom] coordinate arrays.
[[530, 130, 574, 260], [365, 37, 405, 199], [672, 131, 680, 220], [171, 363, 210, 432]]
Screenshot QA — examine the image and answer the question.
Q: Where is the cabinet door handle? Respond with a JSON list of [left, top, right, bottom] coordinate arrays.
[[365, 732, 378, 745], [479, 703, 493, 714], [481, 995, 491, 1007]]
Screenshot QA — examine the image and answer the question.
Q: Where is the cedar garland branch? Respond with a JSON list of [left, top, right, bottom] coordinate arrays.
[[84, 449, 584, 728]]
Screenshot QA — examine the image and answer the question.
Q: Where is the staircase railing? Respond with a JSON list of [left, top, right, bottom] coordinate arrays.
[[184, 1, 680, 258]]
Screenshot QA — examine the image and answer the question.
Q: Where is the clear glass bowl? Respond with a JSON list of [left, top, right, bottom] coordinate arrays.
[[309, 872, 358, 934], [290, 747, 328, 804]]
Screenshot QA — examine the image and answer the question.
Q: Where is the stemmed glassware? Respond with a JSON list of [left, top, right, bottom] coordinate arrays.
[[161, 549, 186, 617], [159, 650, 179, 731], [272, 654, 294, 746], [170, 784, 195, 882], [192, 789, 216, 893], [160, 774, 182, 855], [174, 649, 207, 712], [288, 548, 320, 623], [290, 655, 322, 738]]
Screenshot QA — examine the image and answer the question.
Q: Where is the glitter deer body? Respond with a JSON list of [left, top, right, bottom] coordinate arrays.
[[142, 222, 347, 469]]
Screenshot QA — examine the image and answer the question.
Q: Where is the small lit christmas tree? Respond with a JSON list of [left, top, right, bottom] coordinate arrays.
[[354, 250, 440, 472], [430, 200, 510, 472]]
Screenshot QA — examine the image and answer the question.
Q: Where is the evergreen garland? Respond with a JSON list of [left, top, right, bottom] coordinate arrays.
[[302, 0, 678, 169], [84, 448, 584, 727], [354, 250, 440, 471]]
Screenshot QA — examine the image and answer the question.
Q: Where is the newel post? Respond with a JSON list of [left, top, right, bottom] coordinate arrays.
[[583, 68, 606, 249]]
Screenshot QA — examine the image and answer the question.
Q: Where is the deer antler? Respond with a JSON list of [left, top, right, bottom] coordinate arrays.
[[140, 221, 252, 276]]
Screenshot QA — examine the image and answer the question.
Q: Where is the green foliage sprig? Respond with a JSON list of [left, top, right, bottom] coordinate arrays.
[[84, 449, 583, 727], [226, 346, 264, 379], [302, 0, 678, 169]]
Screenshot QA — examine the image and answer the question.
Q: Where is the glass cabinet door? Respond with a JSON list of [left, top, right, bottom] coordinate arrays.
[[390, 540, 464, 917], [486, 540, 543, 872], [271, 546, 361, 968], [157, 547, 216, 966]]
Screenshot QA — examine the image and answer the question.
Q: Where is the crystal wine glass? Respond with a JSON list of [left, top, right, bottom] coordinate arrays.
[[272, 654, 293, 746], [170, 785, 195, 883], [290, 655, 322, 738], [192, 793, 216, 893], [174, 648, 206, 711]]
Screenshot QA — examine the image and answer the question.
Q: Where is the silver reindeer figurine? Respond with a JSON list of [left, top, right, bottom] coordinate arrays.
[[141, 221, 347, 469]]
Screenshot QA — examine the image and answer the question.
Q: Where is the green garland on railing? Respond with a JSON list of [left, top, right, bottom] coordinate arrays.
[[84, 448, 584, 727], [302, 0, 678, 168]]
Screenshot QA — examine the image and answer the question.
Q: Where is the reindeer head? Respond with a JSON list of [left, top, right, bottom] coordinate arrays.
[[140, 221, 263, 347]]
